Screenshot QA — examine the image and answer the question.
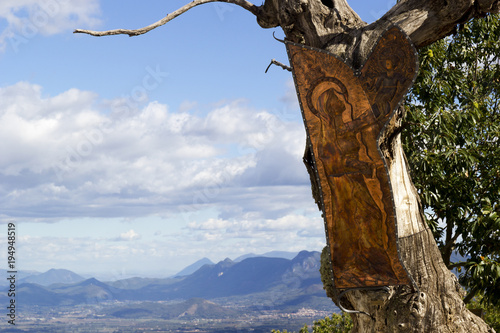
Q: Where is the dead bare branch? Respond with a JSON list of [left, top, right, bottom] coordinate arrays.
[[265, 59, 291, 73], [74, 0, 260, 37]]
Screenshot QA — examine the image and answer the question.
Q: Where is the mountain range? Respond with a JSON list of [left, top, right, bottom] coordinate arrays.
[[1, 250, 333, 312], [0, 251, 300, 287]]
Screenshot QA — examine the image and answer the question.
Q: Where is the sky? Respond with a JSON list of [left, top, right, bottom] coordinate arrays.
[[0, 0, 396, 280]]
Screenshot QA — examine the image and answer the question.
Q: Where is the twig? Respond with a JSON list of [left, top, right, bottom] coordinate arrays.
[[265, 59, 291, 73], [448, 262, 468, 270], [74, 0, 260, 37]]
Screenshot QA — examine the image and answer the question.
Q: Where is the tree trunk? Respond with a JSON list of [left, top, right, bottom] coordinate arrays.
[[256, 0, 499, 331], [319, 124, 494, 332]]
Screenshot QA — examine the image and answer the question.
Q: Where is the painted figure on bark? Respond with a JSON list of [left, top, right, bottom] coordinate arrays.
[[287, 26, 418, 289]]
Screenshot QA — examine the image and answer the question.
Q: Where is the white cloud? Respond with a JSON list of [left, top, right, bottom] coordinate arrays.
[[178, 213, 326, 264], [0, 0, 101, 52], [116, 229, 141, 241], [187, 218, 231, 231], [0, 82, 310, 222], [0, 81, 328, 277], [0, 82, 101, 175], [187, 214, 324, 240]]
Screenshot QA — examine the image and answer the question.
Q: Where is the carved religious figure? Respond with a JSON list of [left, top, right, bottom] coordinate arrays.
[[286, 26, 419, 290]]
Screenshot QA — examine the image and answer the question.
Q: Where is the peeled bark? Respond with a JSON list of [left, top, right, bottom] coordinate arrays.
[[259, 0, 500, 331], [315, 107, 495, 332]]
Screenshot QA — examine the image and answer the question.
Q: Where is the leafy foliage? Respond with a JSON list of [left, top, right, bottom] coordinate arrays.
[[403, 13, 500, 305], [468, 293, 500, 331], [271, 312, 353, 333]]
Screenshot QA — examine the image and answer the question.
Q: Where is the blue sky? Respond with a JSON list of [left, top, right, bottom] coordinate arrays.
[[0, 0, 396, 279]]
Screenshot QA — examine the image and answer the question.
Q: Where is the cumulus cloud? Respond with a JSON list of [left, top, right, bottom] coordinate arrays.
[[0, 81, 329, 276], [10, 216, 325, 278], [0, 0, 101, 52], [0, 82, 310, 222], [116, 229, 141, 241], [186, 214, 324, 240], [178, 212, 326, 265]]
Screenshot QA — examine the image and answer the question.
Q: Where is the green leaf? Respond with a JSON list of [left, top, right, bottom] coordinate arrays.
[[403, 13, 500, 306]]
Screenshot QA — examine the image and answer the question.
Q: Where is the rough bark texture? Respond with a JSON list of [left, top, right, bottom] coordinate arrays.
[[257, 0, 500, 332]]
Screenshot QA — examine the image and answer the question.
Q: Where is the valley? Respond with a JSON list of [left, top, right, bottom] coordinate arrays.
[[0, 251, 339, 332]]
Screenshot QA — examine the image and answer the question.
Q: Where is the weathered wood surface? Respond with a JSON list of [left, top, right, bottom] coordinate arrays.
[[287, 26, 418, 289]]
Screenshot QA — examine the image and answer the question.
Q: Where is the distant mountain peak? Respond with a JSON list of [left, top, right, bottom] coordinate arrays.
[[76, 277, 110, 288], [292, 250, 316, 261], [19, 268, 85, 287], [174, 257, 215, 277], [214, 258, 234, 271]]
